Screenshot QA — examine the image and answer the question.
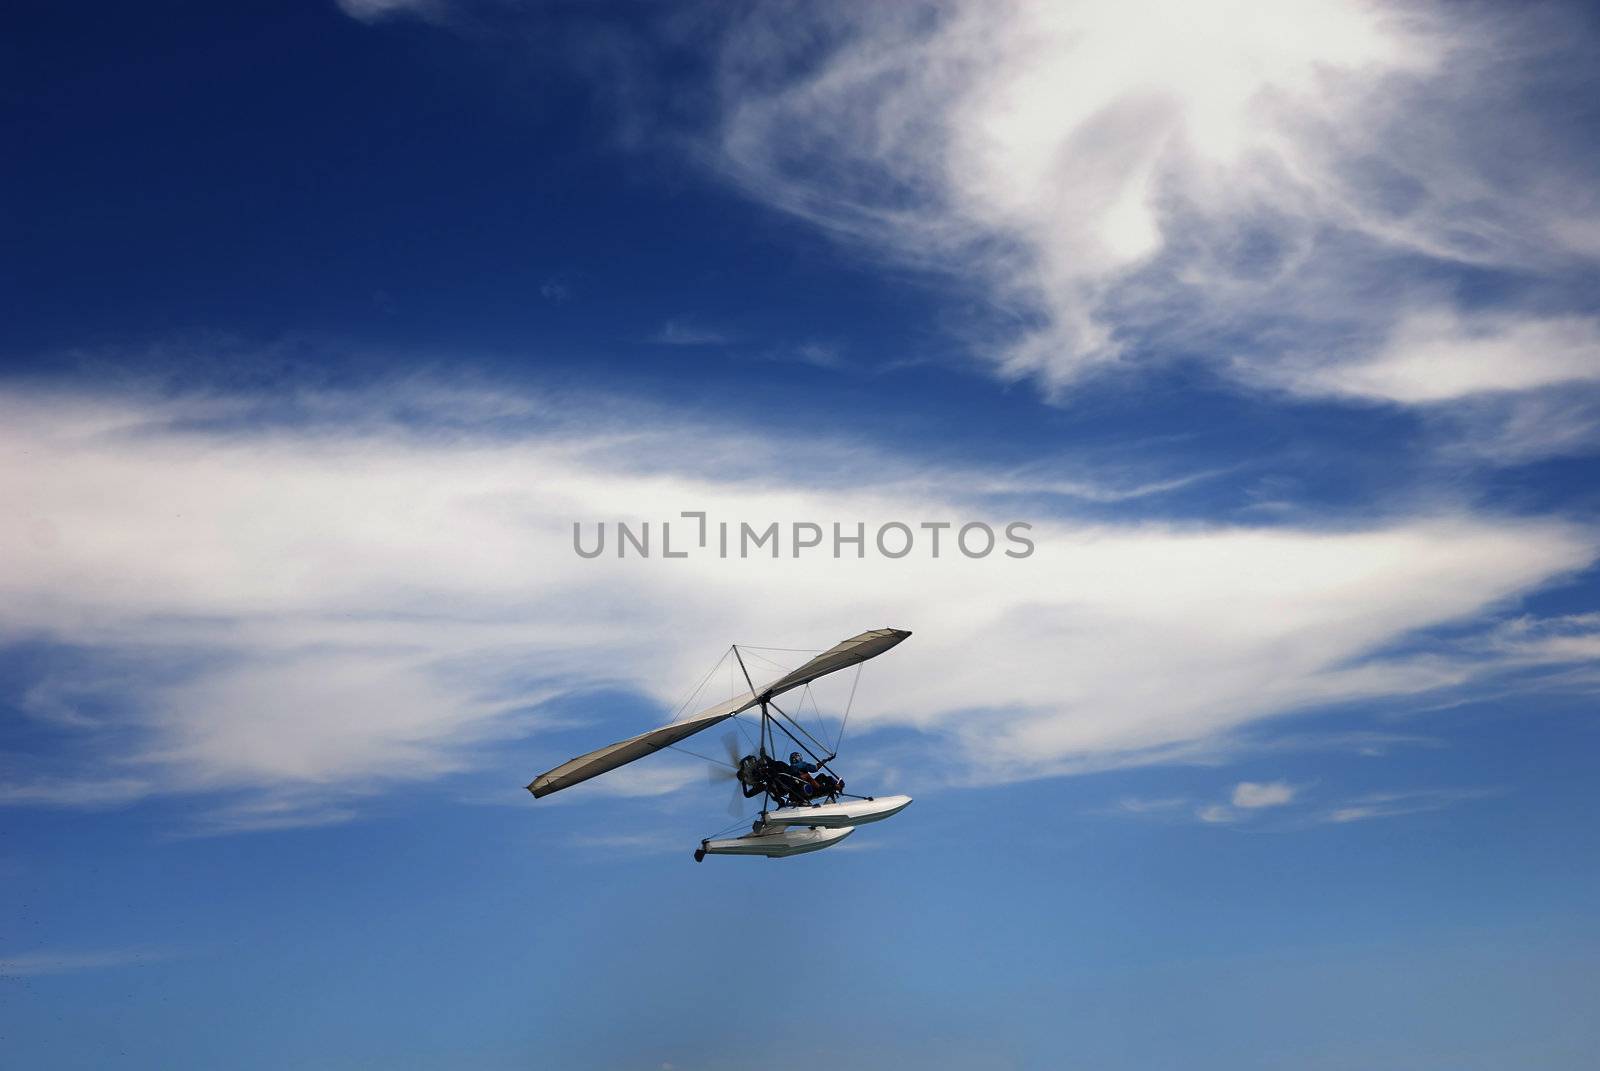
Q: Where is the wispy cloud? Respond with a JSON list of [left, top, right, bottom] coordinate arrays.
[[704, 0, 1600, 430], [1189, 779, 1299, 824], [827, 836, 885, 853], [651, 317, 735, 346], [1245, 730, 1444, 760], [1320, 787, 1498, 824], [1482, 613, 1600, 666], [337, 2, 1600, 457], [0, 776, 155, 809], [1110, 775, 1492, 828], [774, 341, 845, 370], [334, 0, 441, 25], [171, 793, 366, 838], [1430, 387, 1600, 464], [972, 464, 1232, 503], [1106, 795, 1190, 816], [1, 379, 1593, 826], [1231, 780, 1298, 809], [568, 831, 685, 856], [1289, 311, 1600, 404], [0, 947, 178, 977]]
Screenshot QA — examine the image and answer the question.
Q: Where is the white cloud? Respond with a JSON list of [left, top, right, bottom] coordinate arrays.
[[332, 2, 1600, 454], [1185, 779, 1297, 824], [1231, 780, 1297, 809], [707, 1, 1600, 407], [1293, 311, 1600, 403], [1, 381, 1593, 824]]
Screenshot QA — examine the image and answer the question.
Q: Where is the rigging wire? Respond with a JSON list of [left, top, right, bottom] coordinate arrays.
[[739, 647, 838, 753], [664, 741, 735, 770], [665, 647, 730, 725], [733, 645, 824, 654], [706, 815, 750, 840], [798, 684, 831, 755], [835, 662, 863, 753], [731, 710, 758, 753], [766, 698, 832, 758], [664, 646, 767, 766], [738, 649, 795, 676], [795, 683, 815, 747]]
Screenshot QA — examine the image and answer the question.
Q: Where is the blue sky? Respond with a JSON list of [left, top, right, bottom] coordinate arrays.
[[4, 1, 1600, 1067]]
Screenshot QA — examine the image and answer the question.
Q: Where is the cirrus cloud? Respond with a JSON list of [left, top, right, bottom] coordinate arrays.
[[706, 0, 1600, 416]]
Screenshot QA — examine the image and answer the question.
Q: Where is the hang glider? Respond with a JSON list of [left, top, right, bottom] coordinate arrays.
[[526, 627, 914, 860], [526, 627, 908, 799]]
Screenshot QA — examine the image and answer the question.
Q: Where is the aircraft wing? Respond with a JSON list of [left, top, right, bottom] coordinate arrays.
[[526, 692, 753, 798], [756, 627, 910, 704], [526, 627, 911, 799]]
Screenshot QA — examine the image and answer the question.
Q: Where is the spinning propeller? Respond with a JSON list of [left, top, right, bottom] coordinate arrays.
[[705, 730, 749, 817]]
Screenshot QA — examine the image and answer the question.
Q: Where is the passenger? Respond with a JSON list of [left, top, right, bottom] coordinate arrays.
[[788, 752, 823, 797], [788, 751, 820, 779], [788, 752, 846, 801]]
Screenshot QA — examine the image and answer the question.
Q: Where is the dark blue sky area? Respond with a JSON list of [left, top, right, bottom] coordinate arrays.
[[9, 1, 1593, 530], [6, 2, 920, 371]]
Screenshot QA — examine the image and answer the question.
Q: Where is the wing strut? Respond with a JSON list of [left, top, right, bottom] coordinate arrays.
[[766, 698, 836, 774]]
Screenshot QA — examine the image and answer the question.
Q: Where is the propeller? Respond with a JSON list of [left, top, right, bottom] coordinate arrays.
[[706, 731, 748, 817], [705, 731, 743, 782]]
